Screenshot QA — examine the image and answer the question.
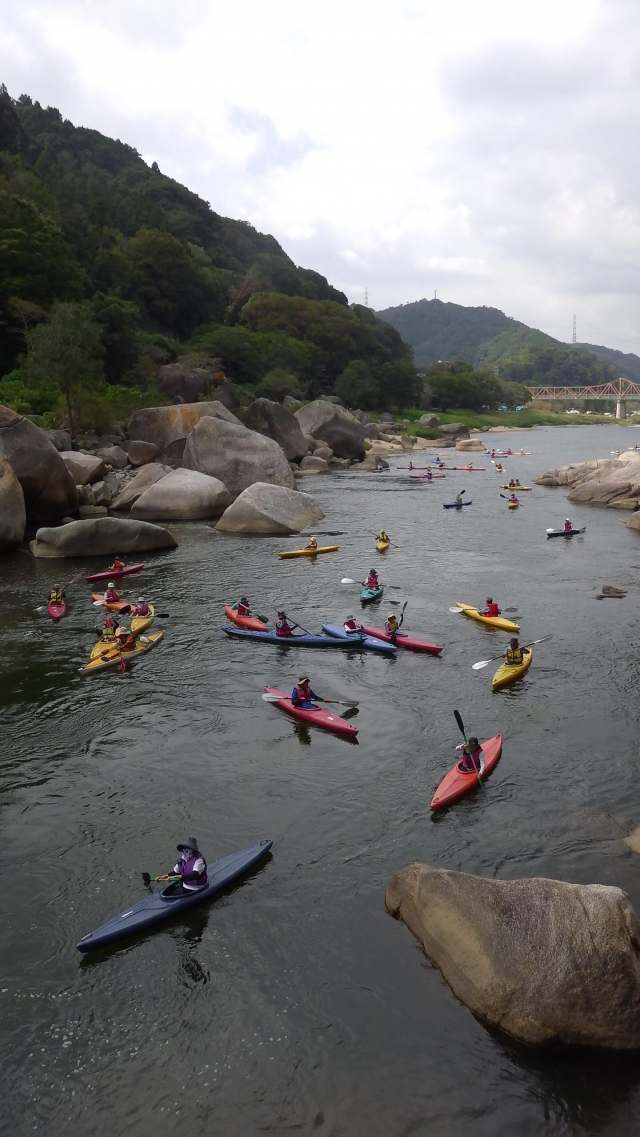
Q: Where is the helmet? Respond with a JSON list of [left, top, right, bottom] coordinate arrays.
[[565, 518, 571, 523], [137, 597, 145, 603], [240, 596, 249, 604], [108, 581, 115, 588]]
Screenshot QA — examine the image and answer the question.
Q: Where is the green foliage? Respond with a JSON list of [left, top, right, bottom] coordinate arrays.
[[424, 360, 530, 411], [500, 345, 614, 386], [23, 301, 105, 433], [255, 369, 303, 400], [335, 360, 380, 409]]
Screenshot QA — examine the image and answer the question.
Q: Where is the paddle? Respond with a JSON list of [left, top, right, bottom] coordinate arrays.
[[286, 615, 316, 637], [453, 709, 484, 783], [142, 872, 180, 886], [472, 635, 552, 671], [341, 578, 401, 589], [35, 567, 85, 612], [500, 493, 522, 503], [261, 692, 358, 708]]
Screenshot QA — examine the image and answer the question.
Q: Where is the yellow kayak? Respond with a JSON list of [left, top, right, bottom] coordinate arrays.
[[456, 601, 520, 634], [376, 539, 390, 553], [278, 545, 339, 559], [507, 501, 519, 510], [80, 631, 164, 675], [492, 647, 533, 691], [131, 604, 155, 635]]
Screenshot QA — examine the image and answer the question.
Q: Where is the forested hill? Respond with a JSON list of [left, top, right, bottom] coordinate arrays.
[[0, 86, 416, 421], [378, 298, 640, 388]]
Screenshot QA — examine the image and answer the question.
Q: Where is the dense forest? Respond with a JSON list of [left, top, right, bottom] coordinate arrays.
[[0, 86, 418, 428], [378, 298, 639, 388]]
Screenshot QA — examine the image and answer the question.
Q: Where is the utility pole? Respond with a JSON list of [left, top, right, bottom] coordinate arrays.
[[434, 289, 438, 301], [364, 287, 369, 308], [572, 314, 577, 344]]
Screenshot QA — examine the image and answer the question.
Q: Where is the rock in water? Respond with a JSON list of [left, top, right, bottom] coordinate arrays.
[[127, 401, 241, 454], [30, 517, 177, 558], [385, 862, 640, 1048], [0, 406, 78, 522], [130, 468, 230, 520], [455, 438, 485, 452], [183, 417, 294, 498], [0, 459, 26, 550], [295, 400, 367, 460], [216, 483, 324, 534], [110, 464, 171, 511], [243, 398, 309, 462]]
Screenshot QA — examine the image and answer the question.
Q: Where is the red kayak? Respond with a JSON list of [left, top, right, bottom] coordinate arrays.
[[224, 605, 269, 632], [47, 600, 66, 622], [430, 735, 503, 812], [86, 563, 144, 584], [264, 687, 359, 741], [91, 592, 132, 612], [360, 624, 443, 655]]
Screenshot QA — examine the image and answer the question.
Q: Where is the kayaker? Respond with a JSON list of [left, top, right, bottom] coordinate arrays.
[[236, 596, 252, 616], [132, 597, 151, 617], [159, 838, 208, 892], [435, 457, 444, 468], [457, 737, 483, 774], [425, 469, 432, 480], [103, 581, 120, 603], [482, 597, 501, 616], [385, 613, 399, 638], [564, 518, 573, 533], [109, 557, 125, 573], [343, 615, 363, 634], [495, 462, 503, 473], [48, 586, 65, 604], [490, 448, 496, 458], [377, 529, 390, 544], [365, 568, 380, 589], [275, 610, 295, 637], [96, 615, 118, 640], [115, 627, 137, 653], [508, 492, 519, 505], [505, 637, 524, 665], [291, 675, 320, 708], [455, 491, 464, 506], [306, 535, 318, 550]]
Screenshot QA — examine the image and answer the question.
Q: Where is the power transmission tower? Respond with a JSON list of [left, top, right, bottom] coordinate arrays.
[[572, 314, 577, 344], [364, 287, 369, 307]]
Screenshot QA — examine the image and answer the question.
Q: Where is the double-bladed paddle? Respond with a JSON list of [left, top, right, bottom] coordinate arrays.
[[261, 692, 359, 707], [453, 709, 484, 783], [142, 872, 180, 886], [471, 634, 552, 670], [341, 578, 401, 589]]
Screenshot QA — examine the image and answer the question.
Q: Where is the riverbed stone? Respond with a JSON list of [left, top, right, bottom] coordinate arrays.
[[45, 429, 72, 451], [94, 444, 128, 469], [438, 423, 469, 438], [60, 451, 107, 485], [0, 459, 26, 551], [295, 400, 367, 460], [243, 398, 309, 463], [299, 455, 329, 473], [110, 464, 171, 511], [455, 438, 486, 452], [29, 516, 177, 558], [385, 861, 640, 1049], [216, 482, 324, 534], [127, 401, 242, 453], [0, 406, 78, 522], [183, 416, 294, 498], [130, 468, 230, 520], [127, 440, 160, 467]]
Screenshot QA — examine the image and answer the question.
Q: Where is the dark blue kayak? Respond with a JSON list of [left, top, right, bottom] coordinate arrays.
[[546, 526, 586, 539], [360, 586, 384, 604], [77, 840, 272, 953], [321, 622, 396, 655], [223, 626, 353, 648], [443, 500, 472, 509]]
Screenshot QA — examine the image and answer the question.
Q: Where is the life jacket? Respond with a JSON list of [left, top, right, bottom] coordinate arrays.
[[385, 620, 398, 635], [344, 619, 359, 633], [366, 576, 379, 589], [173, 851, 208, 891], [104, 590, 119, 603], [506, 647, 524, 664], [237, 601, 250, 616], [50, 590, 63, 604], [307, 540, 318, 549], [275, 618, 293, 637], [101, 629, 116, 642], [117, 633, 137, 652], [564, 522, 572, 532], [111, 562, 125, 572], [458, 748, 482, 773], [135, 603, 150, 616], [484, 602, 500, 617], [291, 683, 314, 706]]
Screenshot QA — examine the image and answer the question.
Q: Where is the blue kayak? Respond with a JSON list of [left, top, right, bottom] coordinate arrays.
[[443, 500, 472, 509], [321, 622, 396, 655], [223, 626, 353, 648], [77, 840, 272, 953], [360, 585, 384, 604]]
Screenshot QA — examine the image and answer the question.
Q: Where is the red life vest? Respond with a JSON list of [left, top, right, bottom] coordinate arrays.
[[484, 602, 500, 616], [275, 619, 293, 637], [366, 576, 379, 589], [104, 590, 119, 603], [344, 619, 359, 632], [564, 521, 572, 532], [237, 602, 250, 616]]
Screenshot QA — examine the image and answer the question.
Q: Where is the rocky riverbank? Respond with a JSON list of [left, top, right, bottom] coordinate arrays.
[[535, 448, 640, 531]]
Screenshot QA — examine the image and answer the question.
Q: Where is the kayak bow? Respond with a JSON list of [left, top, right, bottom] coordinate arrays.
[[359, 624, 443, 655]]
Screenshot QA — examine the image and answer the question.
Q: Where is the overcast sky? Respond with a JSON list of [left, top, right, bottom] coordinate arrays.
[[2, 0, 640, 351]]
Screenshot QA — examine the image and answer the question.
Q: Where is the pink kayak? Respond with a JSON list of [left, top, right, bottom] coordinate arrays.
[[430, 735, 503, 811], [359, 625, 443, 655], [86, 563, 145, 583], [263, 687, 359, 741], [47, 600, 66, 622], [409, 473, 446, 480]]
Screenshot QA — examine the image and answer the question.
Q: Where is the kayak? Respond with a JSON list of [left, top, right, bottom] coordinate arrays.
[[91, 592, 132, 612], [131, 604, 155, 636], [264, 686, 358, 740], [376, 538, 391, 553], [430, 735, 503, 812], [80, 631, 164, 674], [409, 473, 446, 480], [223, 627, 355, 648], [224, 604, 269, 632], [492, 647, 533, 691], [90, 636, 118, 660], [456, 602, 520, 633], [400, 465, 484, 472], [47, 600, 66, 622], [501, 485, 531, 491], [278, 545, 339, 559], [488, 449, 512, 457], [77, 839, 272, 953], [546, 527, 586, 539], [507, 501, 519, 510], [360, 585, 384, 604], [321, 623, 397, 655], [86, 563, 144, 583], [443, 501, 472, 509], [359, 624, 443, 656]]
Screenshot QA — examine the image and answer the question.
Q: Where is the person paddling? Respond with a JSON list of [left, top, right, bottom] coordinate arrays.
[[457, 736, 483, 774], [96, 615, 118, 641], [306, 535, 318, 551], [482, 597, 501, 617], [236, 596, 252, 617], [505, 637, 524, 665], [563, 518, 573, 533], [115, 626, 137, 653], [425, 468, 432, 480], [157, 838, 208, 893], [291, 675, 320, 708], [364, 568, 380, 590], [103, 581, 120, 603], [377, 529, 390, 545], [109, 557, 125, 573], [385, 612, 399, 640], [508, 492, 520, 505], [132, 597, 151, 617], [343, 614, 362, 634], [48, 586, 65, 606], [455, 490, 465, 506], [275, 610, 295, 637]]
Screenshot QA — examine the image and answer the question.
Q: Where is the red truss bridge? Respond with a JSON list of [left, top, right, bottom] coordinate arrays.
[[526, 377, 640, 417]]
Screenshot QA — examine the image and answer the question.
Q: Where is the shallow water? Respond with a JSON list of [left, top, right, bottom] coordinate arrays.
[[3, 424, 640, 1137]]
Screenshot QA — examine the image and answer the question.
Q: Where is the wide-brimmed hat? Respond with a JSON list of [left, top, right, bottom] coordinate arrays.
[[177, 837, 200, 853]]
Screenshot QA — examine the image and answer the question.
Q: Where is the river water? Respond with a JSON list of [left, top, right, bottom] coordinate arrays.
[[3, 424, 640, 1137]]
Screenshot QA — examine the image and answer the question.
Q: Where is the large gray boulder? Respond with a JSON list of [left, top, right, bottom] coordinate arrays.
[[110, 464, 170, 512], [30, 516, 178, 558], [45, 429, 72, 452], [127, 440, 159, 467], [127, 401, 242, 454], [0, 459, 26, 550], [295, 400, 367, 460], [157, 362, 211, 403], [456, 438, 486, 452], [60, 451, 107, 485], [299, 455, 329, 474], [183, 416, 294, 498], [94, 444, 128, 469], [216, 482, 324, 534], [243, 398, 308, 462], [130, 469, 230, 520], [385, 862, 640, 1049], [438, 422, 469, 439], [0, 406, 78, 522]]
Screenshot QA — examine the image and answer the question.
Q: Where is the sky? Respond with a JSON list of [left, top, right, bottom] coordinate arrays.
[[2, 0, 640, 352]]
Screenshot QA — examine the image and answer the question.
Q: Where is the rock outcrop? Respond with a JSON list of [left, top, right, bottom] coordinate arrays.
[[0, 406, 78, 522], [130, 468, 230, 520], [385, 862, 640, 1049], [127, 401, 242, 454], [243, 398, 308, 462], [94, 444, 128, 469], [295, 400, 367, 460], [298, 455, 329, 473], [0, 459, 26, 550], [216, 482, 324, 534], [30, 516, 177, 558], [60, 451, 107, 485], [183, 416, 294, 498], [536, 452, 640, 514], [110, 464, 170, 511], [157, 362, 212, 403], [437, 422, 470, 439], [455, 438, 486, 452], [127, 440, 159, 466]]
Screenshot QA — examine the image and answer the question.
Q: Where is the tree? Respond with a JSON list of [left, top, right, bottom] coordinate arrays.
[[24, 302, 105, 435], [335, 360, 380, 409], [255, 369, 303, 400]]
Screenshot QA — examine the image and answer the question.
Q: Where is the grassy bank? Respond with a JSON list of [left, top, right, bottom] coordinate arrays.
[[402, 408, 623, 438]]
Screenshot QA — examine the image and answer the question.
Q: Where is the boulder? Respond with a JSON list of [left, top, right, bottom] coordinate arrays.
[[0, 459, 26, 550], [94, 444, 128, 469], [45, 429, 72, 452], [438, 423, 469, 438], [243, 398, 308, 462], [295, 400, 367, 460], [163, 438, 187, 468], [60, 451, 107, 485], [157, 363, 212, 403], [385, 862, 640, 1049], [282, 395, 304, 414], [127, 401, 242, 453], [455, 438, 486, 452], [130, 468, 230, 520], [625, 513, 640, 532], [127, 440, 159, 467], [313, 444, 334, 462], [216, 482, 324, 534], [183, 416, 294, 498], [417, 413, 440, 428], [78, 505, 108, 518], [535, 458, 624, 488], [110, 464, 170, 512], [299, 455, 329, 473], [97, 470, 128, 506], [568, 476, 635, 506], [30, 516, 178, 558], [212, 378, 241, 409], [0, 406, 78, 522]]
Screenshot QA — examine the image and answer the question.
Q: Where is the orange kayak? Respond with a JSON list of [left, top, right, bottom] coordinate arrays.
[[91, 592, 132, 613], [430, 735, 503, 812], [224, 605, 269, 632]]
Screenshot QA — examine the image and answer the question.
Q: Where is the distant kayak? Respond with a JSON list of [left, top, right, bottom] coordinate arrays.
[[487, 449, 512, 457], [443, 501, 472, 509], [321, 623, 396, 655], [546, 527, 586, 539], [501, 485, 531, 491], [86, 563, 144, 583], [430, 735, 503, 811], [224, 604, 269, 631], [375, 538, 391, 553], [91, 592, 132, 612], [80, 630, 164, 674], [264, 686, 358, 740], [47, 600, 66, 622], [77, 840, 273, 952], [359, 624, 443, 656], [409, 473, 446, 480], [456, 602, 520, 633], [507, 500, 519, 510], [492, 647, 533, 691], [360, 585, 384, 604], [223, 627, 354, 648], [278, 545, 339, 559]]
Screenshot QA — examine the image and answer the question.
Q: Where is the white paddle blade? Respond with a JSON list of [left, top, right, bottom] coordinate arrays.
[[449, 606, 463, 613], [261, 693, 281, 702], [341, 578, 356, 584], [472, 659, 492, 670]]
